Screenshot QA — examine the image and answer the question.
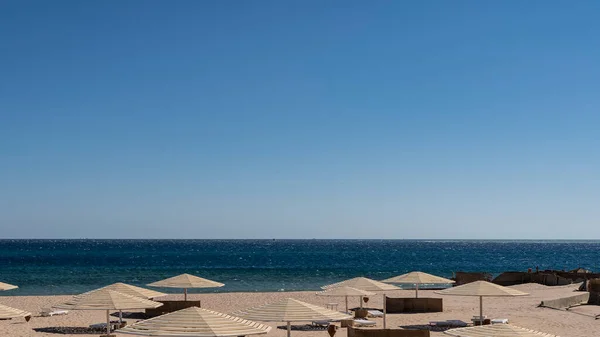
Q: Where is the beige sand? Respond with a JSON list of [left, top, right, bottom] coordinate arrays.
[[0, 283, 597, 337]]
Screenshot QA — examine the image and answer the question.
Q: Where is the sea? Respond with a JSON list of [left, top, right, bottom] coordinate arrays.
[[0, 239, 598, 296]]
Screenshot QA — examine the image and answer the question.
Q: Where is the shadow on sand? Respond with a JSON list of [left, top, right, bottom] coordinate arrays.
[[277, 324, 329, 331], [33, 326, 108, 334], [399, 324, 453, 332]]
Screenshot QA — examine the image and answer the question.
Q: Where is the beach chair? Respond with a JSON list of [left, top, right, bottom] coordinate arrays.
[[367, 310, 384, 317], [472, 318, 491, 325], [354, 319, 376, 327], [471, 315, 490, 325], [40, 308, 69, 317], [491, 318, 509, 324]]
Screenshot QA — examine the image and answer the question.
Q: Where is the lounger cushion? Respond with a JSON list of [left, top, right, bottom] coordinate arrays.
[[354, 319, 376, 326], [367, 310, 384, 317]]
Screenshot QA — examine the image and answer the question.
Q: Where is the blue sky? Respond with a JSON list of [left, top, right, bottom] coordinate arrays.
[[1, 1, 599, 239]]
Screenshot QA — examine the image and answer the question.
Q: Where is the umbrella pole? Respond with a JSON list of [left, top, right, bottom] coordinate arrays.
[[383, 293, 387, 329], [416, 283, 419, 298], [360, 296, 363, 308], [479, 296, 483, 324], [106, 309, 110, 336], [119, 310, 123, 324], [287, 321, 291, 337], [184, 288, 187, 301], [345, 295, 348, 313]]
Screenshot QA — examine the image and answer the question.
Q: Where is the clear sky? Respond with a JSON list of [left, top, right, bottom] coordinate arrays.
[[1, 1, 599, 239]]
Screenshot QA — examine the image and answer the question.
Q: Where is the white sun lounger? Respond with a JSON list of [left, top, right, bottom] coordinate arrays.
[[354, 319, 376, 327], [40, 308, 69, 317], [367, 310, 384, 317], [491, 318, 509, 324]]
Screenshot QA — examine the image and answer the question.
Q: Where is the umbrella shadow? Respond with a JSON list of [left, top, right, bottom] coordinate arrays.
[[33, 326, 108, 334], [109, 311, 148, 319], [400, 324, 453, 332], [277, 324, 329, 331], [349, 307, 379, 311]]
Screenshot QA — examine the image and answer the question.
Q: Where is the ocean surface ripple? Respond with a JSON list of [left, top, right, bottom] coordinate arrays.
[[1, 239, 598, 295]]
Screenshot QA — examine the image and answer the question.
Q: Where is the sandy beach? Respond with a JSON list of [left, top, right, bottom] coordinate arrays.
[[1, 283, 598, 337]]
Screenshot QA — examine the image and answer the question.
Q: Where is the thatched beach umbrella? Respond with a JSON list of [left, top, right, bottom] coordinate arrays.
[[382, 271, 455, 298], [322, 277, 400, 292], [322, 277, 400, 328], [93, 282, 166, 323], [444, 324, 559, 337], [98, 282, 166, 299], [148, 273, 224, 301], [0, 303, 31, 321], [0, 282, 18, 291], [233, 298, 351, 337], [54, 289, 163, 337], [119, 306, 272, 337], [316, 286, 375, 312], [435, 281, 528, 323]]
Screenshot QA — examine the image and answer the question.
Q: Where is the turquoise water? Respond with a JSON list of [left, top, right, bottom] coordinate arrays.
[[1, 239, 598, 295]]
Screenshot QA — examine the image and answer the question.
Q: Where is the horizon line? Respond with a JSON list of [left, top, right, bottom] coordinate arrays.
[[1, 238, 599, 241]]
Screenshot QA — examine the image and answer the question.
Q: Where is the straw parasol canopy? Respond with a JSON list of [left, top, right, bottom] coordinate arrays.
[[0, 282, 18, 291], [316, 286, 375, 312], [444, 324, 559, 337], [322, 277, 400, 291], [96, 282, 166, 299], [55, 289, 163, 310], [322, 277, 400, 328], [119, 306, 272, 337], [148, 274, 224, 301], [382, 271, 455, 298], [0, 303, 31, 320], [234, 298, 351, 337], [435, 281, 528, 322], [55, 289, 163, 337], [91, 283, 166, 323]]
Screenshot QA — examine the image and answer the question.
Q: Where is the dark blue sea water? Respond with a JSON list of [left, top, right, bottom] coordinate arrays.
[[1, 240, 598, 296]]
